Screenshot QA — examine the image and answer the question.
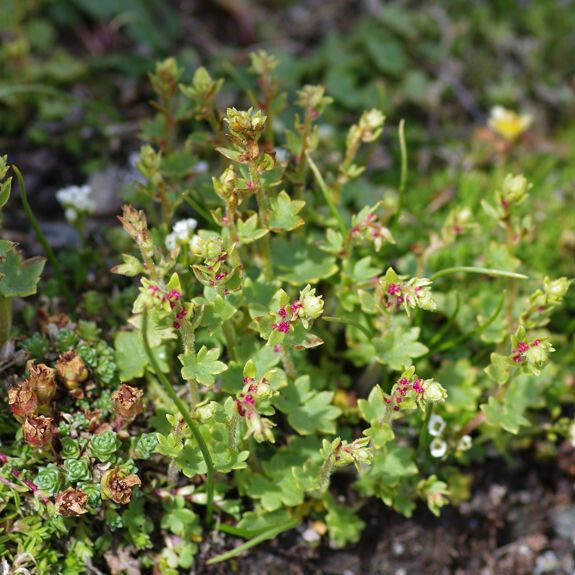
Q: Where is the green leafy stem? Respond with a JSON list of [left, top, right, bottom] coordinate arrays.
[[208, 518, 300, 564], [430, 266, 528, 281], [141, 307, 215, 525], [13, 165, 75, 313]]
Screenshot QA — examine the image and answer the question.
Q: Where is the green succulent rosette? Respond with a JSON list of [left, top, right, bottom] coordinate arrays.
[[78, 482, 100, 507], [90, 430, 120, 463], [60, 437, 81, 459], [34, 464, 63, 496], [64, 458, 92, 482], [133, 433, 158, 459]]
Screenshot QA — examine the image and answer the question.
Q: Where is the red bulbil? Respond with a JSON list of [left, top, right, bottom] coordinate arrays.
[[387, 283, 402, 295], [384, 398, 391, 404], [176, 309, 186, 319], [272, 321, 291, 334], [396, 296, 404, 305], [167, 289, 181, 301], [244, 394, 255, 405], [273, 344, 281, 353], [393, 406, 400, 411], [532, 340, 540, 346], [235, 400, 246, 417], [278, 307, 287, 318], [172, 321, 181, 329]]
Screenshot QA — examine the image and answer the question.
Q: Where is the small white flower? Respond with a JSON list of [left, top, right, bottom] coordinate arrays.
[[302, 527, 321, 544], [64, 208, 78, 223], [317, 124, 334, 141], [428, 414, 446, 437], [165, 232, 177, 251], [430, 438, 447, 458], [172, 218, 198, 243], [56, 184, 95, 218], [274, 147, 289, 164], [194, 160, 209, 174], [190, 235, 203, 254], [458, 435, 472, 451], [568, 422, 575, 448]]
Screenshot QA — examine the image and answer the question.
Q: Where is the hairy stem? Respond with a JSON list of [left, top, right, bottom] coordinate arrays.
[[142, 308, 215, 525]]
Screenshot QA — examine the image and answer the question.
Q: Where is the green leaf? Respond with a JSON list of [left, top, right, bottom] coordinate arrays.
[[268, 190, 305, 232], [357, 385, 394, 448], [484, 353, 513, 385], [436, 360, 480, 414], [0, 251, 45, 298], [363, 34, 406, 76], [373, 326, 428, 371], [274, 376, 341, 435], [114, 330, 168, 381], [237, 214, 268, 245], [179, 346, 228, 386], [325, 495, 365, 547], [272, 237, 338, 286], [480, 397, 530, 434]]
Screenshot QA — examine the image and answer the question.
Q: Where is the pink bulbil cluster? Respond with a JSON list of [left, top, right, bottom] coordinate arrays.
[[235, 393, 255, 417], [384, 283, 406, 309], [512, 339, 539, 363], [147, 284, 186, 330], [272, 300, 303, 334], [384, 377, 425, 412]]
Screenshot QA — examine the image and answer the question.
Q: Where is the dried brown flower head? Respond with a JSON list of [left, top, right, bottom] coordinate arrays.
[[8, 381, 38, 417], [27, 360, 57, 404], [55, 488, 89, 516], [23, 415, 55, 447], [101, 468, 142, 504], [111, 384, 144, 419], [55, 351, 88, 389]]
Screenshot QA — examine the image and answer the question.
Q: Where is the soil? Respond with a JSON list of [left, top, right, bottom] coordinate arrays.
[[197, 448, 575, 575]]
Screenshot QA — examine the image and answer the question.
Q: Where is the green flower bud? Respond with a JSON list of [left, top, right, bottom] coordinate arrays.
[[501, 173, 530, 206], [543, 277, 570, 305], [90, 430, 120, 463], [137, 145, 162, 181], [212, 165, 237, 201], [296, 85, 333, 113], [358, 109, 385, 142], [204, 237, 224, 261], [224, 107, 267, 140], [35, 464, 63, 496], [64, 458, 92, 483], [194, 401, 218, 423], [299, 284, 324, 322], [422, 379, 447, 403], [249, 49, 279, 75]]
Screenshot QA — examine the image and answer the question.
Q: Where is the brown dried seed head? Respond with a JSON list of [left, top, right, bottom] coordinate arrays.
[[55, 352, 88, 386], [8, 381, 38, 417], [101, 468, 142, 504], [111, 384, 144, 419], [23, 415, 55, 447], [55, 488, 89, 516], [27, 360, 57, 403]]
